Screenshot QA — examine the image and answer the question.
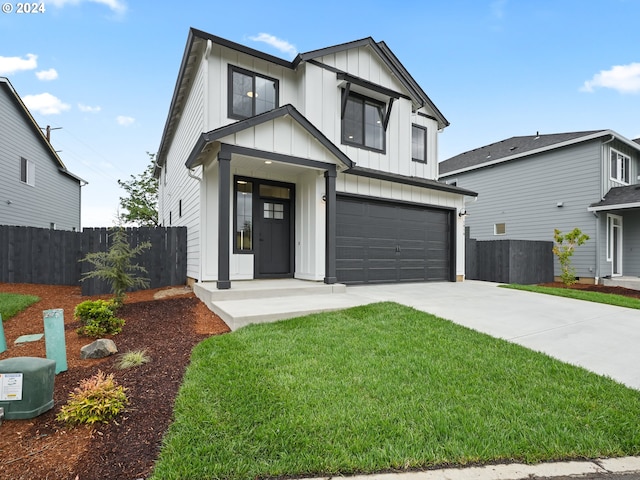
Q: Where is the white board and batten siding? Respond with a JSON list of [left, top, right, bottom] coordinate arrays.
[[453, 141, 603, 278], [0, 86, 80, 230], [160, 54, 206, 281], [302, 47, 440, 181]]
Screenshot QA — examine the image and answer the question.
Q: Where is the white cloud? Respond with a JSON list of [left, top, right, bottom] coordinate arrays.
[[36, 68, 59, 81], [23, 92, 71, 115], [581, 62, 640, 94], [116, 115, 135, 126], [249, 33, 297, 58], [0, 53, 38, 75], [78, 103, 101, 113], [47, 0, 127, 14]]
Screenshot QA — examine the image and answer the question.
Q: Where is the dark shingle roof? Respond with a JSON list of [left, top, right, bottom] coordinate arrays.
[[589, 185, 640, 211], [439, 130, 606, 175]]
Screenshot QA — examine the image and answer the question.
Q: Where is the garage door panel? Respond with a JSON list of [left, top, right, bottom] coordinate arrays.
[[336, 196, 452, 284]]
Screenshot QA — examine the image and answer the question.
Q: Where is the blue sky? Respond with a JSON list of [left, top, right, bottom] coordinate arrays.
[[1, 0, 639, 227]]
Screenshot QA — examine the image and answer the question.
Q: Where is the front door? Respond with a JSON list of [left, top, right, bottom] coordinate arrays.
[[258, 198, 291, 275]]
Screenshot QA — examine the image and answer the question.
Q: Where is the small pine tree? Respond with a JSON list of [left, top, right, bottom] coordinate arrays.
[[80, 228, 151, 307], [552, 228, 590, 286]]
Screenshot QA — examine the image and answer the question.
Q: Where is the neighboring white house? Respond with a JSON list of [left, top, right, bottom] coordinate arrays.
[[0, 77, 84, 230], [155, 28, 476, 289], [439, 130, 640, 283]]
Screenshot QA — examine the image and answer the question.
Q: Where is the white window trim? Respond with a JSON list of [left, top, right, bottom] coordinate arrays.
[[494, 223, 506, 235], [20, 157, 35, 186], [610, 148, 630, 185]]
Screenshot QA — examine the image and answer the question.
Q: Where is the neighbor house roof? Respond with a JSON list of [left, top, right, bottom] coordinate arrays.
[[0, 77, 85, 184], [439, 130, 614, 176], [156, 28, 449, 176], [588, 184, 640, 212]]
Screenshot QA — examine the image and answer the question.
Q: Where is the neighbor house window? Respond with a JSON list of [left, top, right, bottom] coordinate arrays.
[[412, 124, 427, 163], [20, 157, 34, 186], [235, 179, 253, 252], [228, 66, 278, 120], [610, 149, 630, 184], [494, 223, 506, 235], [341, 91, 385, 152]]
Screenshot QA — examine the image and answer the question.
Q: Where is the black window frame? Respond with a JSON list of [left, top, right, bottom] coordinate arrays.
[[341, 90, 386, 153], [228, 65, 279, 120], [411, 124, 428, 163], [234, 177, 255, 254]]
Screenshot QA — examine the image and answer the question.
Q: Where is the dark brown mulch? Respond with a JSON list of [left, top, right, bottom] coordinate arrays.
[[0, 283, 230, 480], [539, 281, 640, 299]]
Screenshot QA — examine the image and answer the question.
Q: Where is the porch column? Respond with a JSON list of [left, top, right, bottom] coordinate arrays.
[[217, 150, 231, 289], [324, 166, 337, 284]]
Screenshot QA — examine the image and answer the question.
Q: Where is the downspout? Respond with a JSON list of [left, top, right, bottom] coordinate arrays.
[[595, 134, 615, 284]]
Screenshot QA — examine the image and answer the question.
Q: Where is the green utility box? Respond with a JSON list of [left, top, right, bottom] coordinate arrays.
[[0, 357, 55, 420]]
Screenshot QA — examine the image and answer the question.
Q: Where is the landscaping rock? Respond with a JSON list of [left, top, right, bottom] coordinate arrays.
[[80, 339, 118, 359]]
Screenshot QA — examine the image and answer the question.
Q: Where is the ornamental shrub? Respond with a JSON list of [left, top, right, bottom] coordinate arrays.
[[56, 370, 128, 425], [552, 228, 590, 286], [74, 299, 125, 337]]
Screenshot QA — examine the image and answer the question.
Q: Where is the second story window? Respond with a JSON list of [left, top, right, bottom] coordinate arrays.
[[412, 124, 427, 163], [610, 149, 630, 184], [341, 91, 385, 152], [228, 66, 278, 120]]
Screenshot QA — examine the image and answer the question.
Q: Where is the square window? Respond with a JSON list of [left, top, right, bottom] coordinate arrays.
[[610, 149, 630, 184], [412, 125, 427, 163], [228, 66, 278, 120], [341, 91, 385, 152], [494, 223, 506, 235]]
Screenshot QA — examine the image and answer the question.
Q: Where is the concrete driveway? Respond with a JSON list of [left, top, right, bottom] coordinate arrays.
[[345, 281, 640, 390]]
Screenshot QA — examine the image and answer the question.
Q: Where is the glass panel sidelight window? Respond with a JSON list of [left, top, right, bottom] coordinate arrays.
[[235, 180, 253, 252], [229, 66, 278, 119]]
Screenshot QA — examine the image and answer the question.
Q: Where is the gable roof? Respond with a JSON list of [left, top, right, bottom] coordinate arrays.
[[0, 77, 85, 184], [185, 104, 354, 170], [156, 28, 449, 173], [440, 130, 640, 178], [588, 184, 640, 212]]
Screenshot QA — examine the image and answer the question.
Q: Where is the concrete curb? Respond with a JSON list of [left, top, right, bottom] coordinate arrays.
[[301, 457, 640, 480]]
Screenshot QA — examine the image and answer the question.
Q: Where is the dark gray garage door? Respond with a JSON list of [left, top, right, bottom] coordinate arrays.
[[336, 195, 453, 284]]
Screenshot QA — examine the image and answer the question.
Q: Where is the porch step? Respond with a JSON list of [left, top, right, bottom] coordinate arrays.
[[193, 279, 346, 303], [209, 293, 367, 331], [602, 276, 640, 291]]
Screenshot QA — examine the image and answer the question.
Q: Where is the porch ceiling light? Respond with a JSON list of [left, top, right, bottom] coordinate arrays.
[[264, 160, 272, 165], [247, 91, 257, 98]]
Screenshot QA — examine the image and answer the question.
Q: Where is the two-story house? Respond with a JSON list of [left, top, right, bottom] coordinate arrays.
[[0, 77, 84, 230], [439, 130, 640, 284], [155, 28, 476, 289]]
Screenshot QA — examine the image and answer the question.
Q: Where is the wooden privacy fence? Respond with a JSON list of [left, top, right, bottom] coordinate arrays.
[[0, 226, 187, 296], [466, 236, 554, 284]]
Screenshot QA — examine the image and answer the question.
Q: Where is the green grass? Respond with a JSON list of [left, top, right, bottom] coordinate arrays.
[[151, 302, 640, 480], [501, 284, 640, 309], [0, 292, 40, 321]]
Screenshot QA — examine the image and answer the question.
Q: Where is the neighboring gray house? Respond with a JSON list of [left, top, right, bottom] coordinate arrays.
[[0, 77, 84, 230], [155, 29, 477, 289], [439, 130, 640, 283]]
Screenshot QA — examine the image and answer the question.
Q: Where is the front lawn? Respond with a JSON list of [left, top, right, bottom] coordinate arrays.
[[152, 302, 640, 480], [500, 284, 640, 309], [0, 292, 40, 321]]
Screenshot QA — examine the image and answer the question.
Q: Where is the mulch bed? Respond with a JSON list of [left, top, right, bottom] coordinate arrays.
[[539, 281, 640, 298], [0, 283, 230, 480]]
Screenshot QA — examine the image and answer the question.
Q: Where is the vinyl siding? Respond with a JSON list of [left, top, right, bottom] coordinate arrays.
[[451, 141, 602, 278], [0, 86, 80, 230], [159, 55, 206, 280]]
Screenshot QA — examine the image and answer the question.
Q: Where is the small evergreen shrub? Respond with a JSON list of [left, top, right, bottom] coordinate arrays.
[[116, 349, 151, 369], [56, 370, 128, 425], [74, 299, 125, 337]]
